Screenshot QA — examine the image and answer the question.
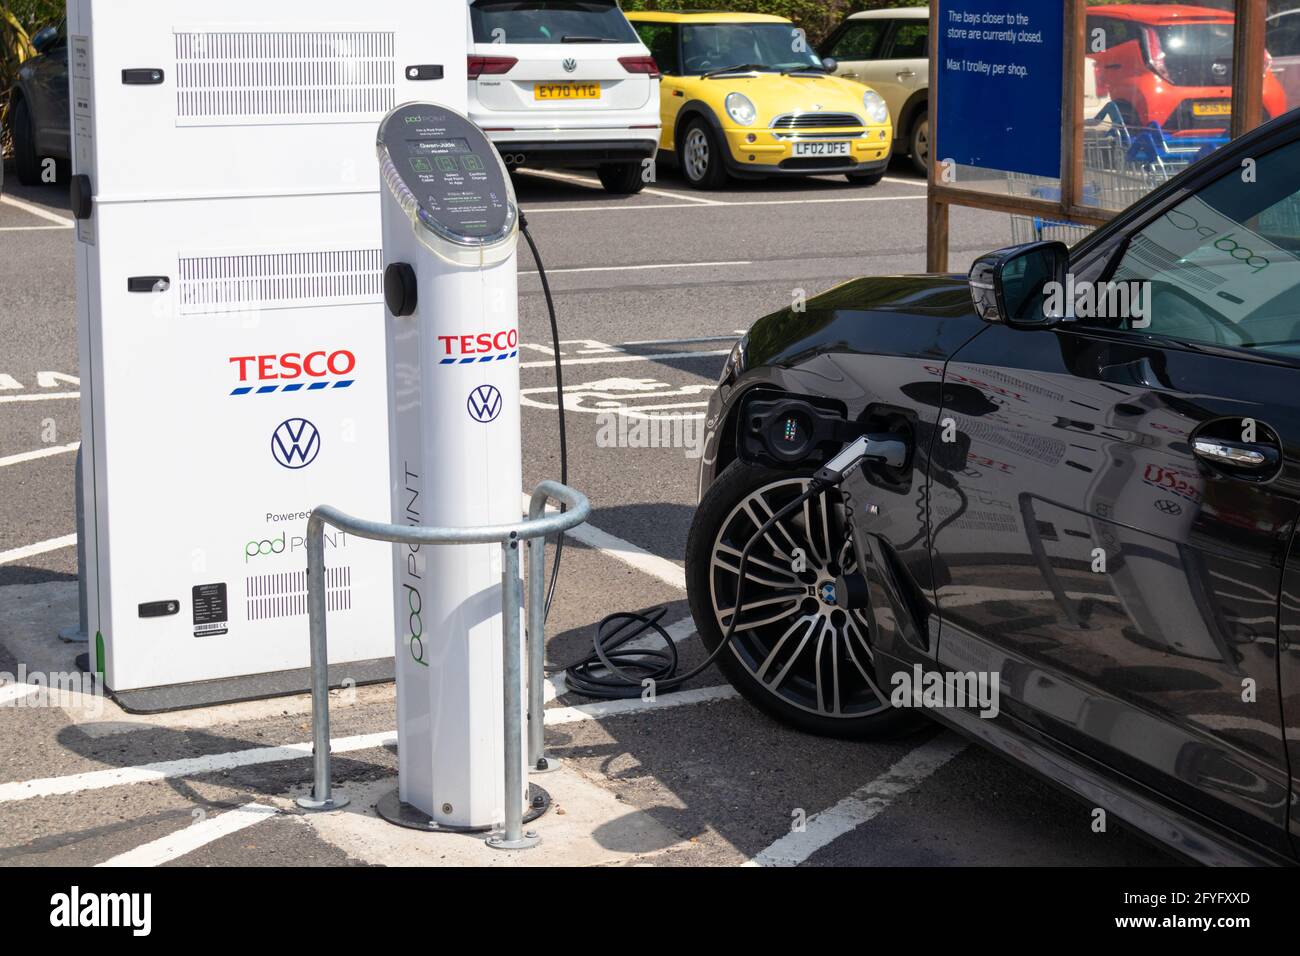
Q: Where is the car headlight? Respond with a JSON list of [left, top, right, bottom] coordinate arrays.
[[862, 89, 889, 126], [720, 334, 748, 384], [725, 92, 757, 126]]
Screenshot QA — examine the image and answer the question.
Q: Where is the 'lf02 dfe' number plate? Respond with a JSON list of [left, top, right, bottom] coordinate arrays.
[[793, 141, 850, 157]]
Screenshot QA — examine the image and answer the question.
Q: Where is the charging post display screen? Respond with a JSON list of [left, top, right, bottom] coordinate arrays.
[[379, 104, 511, 244]]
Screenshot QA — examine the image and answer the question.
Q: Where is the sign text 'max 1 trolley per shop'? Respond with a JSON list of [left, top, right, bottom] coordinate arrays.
[[69, 0, 466, 709], [377, 102, 528, 833]]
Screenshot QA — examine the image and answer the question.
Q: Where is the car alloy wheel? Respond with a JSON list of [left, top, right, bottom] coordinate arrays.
[[701, 473, 893, 725], [683, 126, 712, 183]]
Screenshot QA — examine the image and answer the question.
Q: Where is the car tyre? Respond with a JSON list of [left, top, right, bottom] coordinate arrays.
[[686, 460, 921, 739], [677, 117, 728, 189], [597, 161, 647, 195], [845, 169, 884, 186], [12, 98, 41, 187], [908, 108, 928, 176]]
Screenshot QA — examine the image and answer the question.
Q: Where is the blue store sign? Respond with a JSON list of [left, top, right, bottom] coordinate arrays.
[[936, 0, 1064, 177]]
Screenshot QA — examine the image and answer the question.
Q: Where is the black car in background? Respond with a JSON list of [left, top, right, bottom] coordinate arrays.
[[686, 107, 1300, 865], [7, 21, 70, 185]]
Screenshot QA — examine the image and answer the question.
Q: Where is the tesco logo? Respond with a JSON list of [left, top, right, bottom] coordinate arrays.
[[437, 330, 519, 366], [228, 350, 357, 397]]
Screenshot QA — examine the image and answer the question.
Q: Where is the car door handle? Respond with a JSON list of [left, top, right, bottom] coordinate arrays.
[[1104, 63, 1123, 70], [1192, 438, 1277, 469], [841, 71, 859, 78], [896, 69, 915, 78]]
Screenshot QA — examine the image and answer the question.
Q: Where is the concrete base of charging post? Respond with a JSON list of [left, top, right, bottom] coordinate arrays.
[[296, 481, 590, 852]]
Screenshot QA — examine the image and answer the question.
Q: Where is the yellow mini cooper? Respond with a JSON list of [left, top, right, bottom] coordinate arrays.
[[626, 11, 893, 188]]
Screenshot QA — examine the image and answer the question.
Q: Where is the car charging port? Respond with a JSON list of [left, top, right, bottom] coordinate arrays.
[[738, 395, 913, 485], [738, 395, 863, 469]]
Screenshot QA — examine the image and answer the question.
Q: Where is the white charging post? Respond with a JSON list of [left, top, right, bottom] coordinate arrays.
[[377, 103, 528, 834], [68, 0, 465, 709]]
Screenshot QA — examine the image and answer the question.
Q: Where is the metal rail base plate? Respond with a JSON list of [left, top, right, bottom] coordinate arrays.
[[376, 784, 551, 834]]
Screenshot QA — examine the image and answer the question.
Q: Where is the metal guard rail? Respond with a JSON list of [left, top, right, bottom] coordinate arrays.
[[297, 480, 590, 849]]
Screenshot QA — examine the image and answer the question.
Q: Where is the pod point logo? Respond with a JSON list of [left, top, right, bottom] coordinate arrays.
[[467, 385, 503, 423], [272, 418, 321, 469]]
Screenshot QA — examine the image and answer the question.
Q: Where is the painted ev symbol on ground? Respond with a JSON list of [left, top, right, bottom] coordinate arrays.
[[520, 377, 714, 420]]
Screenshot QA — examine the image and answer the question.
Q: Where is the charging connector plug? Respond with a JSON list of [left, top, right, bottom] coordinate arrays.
[[812, 434, 908, 487]]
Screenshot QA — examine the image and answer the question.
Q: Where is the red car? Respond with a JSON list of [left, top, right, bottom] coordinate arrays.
[[1086, 3, 1286, 133]]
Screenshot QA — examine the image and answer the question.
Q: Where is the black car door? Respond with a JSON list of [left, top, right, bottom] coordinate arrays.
[[930, 127, 1300, 857], [29, 22, 70, 160]]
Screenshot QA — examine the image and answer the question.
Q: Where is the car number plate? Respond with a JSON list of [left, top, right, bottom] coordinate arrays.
[[534, 82, 600, 100], [793, 141, 850, 157], [1192, 101, 1231, 116]]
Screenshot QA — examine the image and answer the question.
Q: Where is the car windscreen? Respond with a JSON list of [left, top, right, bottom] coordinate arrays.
[[470, 0, 638, 44], [1150, 22, 1234, 86], [680, 23, 823, 74]]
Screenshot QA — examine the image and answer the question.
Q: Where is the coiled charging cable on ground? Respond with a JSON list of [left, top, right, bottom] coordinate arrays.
[[519, 211, 873, 700]]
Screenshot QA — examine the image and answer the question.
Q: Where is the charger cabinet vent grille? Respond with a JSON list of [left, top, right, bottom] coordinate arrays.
[[177, 248, 383, 314], [174, 31, 396, 124], [246, 567, 352, 621]]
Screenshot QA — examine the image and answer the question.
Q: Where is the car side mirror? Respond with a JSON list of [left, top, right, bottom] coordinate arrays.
[[968, 241, 1069, 328], [30, 25, 59, 54], [820, 56, 838, 73]]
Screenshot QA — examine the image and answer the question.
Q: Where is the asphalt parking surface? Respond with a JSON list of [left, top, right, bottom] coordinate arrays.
[[0, 158, 1179, 866]]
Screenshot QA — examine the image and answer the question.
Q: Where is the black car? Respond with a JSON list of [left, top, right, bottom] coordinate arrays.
[[8, 21, 70, 186], [685, 108, 1300, 866]]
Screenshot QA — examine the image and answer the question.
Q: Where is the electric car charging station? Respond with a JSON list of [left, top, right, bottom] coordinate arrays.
[[69, 0, 466, 709], [377, 102, 528, 833]]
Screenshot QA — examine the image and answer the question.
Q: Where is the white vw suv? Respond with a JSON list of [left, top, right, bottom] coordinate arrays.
[[467, 0, 662, 194]]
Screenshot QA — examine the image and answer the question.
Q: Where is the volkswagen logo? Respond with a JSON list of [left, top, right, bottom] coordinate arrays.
[[271, 418, 321, 469], [562, 58, 577, 73], [467, 385, 503, 423]]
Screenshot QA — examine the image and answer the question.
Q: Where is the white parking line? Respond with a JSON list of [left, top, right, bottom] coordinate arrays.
[[0, 391, 80, 404], [0, 679, 734, 803], [0, 683, 39, 706], [521, 259, 749, 276], [0, 194, 75, 226], [0, 731, 396, 804], [0, 224, 75, 232], [518, 167, 723, 205], [0, 534, 77, 566], [527, 493, 686, 590], [742, 733, 969, 867], [521, 349, 728, 369], [96, 802, 279, 867], [526, 193, 925, 214], [0, 442, 79, 469], [547, 684, 738, 723], [621, 335, 740, 346]]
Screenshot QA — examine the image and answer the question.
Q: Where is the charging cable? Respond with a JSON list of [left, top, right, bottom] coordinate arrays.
[[518, 212, 568, 621], [519, 210, 884, 700]]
